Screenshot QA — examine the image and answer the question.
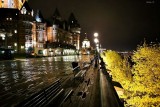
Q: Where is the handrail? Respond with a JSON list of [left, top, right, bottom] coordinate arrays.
[[99, 58, 124, 107]]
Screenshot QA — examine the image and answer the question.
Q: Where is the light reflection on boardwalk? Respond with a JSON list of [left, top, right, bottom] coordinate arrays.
[[0, 55, 92, 106]]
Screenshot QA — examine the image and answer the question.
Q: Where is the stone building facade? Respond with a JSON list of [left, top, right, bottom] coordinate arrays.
[[0, 1, 81, 57]]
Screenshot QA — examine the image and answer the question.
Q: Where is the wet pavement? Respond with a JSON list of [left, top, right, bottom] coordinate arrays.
[[0, 55, 92, 106]]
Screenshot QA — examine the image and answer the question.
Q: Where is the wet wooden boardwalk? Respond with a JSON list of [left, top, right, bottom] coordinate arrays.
[[61, 64, 101, 107]]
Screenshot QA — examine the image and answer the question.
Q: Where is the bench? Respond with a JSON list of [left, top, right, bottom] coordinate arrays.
[[72, 66, 87, 82], [16, 79, 73, 107], [72, 65, 81, 72], [82, 62, 90, 70], [72, 61, 90, 82], [74, 69, 87, 82]]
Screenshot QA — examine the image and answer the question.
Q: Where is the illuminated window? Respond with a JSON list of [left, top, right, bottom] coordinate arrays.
[[8, 46, 11, 48], [21, 46, 24, 49], [14, 30, 17, 33], [14, 43, 17, 46]]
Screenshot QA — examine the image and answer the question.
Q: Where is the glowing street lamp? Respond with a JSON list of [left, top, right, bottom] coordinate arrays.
[[93, 32, 99, 68], [94, 32, 98, 38], [94, 38, 99, 44]]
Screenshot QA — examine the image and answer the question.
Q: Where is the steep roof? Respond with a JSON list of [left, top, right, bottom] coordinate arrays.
[[68, 12, 80, 28], [53, 8, 62, 21], [20, 1, 32, 12], [35, 10, 45, 22]]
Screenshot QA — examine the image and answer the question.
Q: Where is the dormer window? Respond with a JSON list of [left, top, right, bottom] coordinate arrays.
[[21, 7, 27, 14]]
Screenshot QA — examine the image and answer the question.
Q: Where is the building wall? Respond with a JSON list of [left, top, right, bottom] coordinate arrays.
[[47, 27, 53, 43], [0, 2, 81, 56], [34, 22, 46, 56], [18, 14, 33, 54], [0, 0, 25, 9]]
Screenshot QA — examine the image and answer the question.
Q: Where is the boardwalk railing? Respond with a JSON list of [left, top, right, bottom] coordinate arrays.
[[98, 57, 124, 107]]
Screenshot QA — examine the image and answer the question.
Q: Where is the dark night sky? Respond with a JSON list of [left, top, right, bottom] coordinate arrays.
[[28, 0, 160, 51]]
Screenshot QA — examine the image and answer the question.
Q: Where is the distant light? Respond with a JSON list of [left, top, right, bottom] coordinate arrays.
[[1, 51, 5, 54], [8, 46, 11, 48], [94, 32, 98, 37], [36, 17, 42, 22], [11, 50, 14, 54], [14, 43, 17, 46], [94, 38, 99, 44], [21, 46, 24, 49], [14, 30, 17, 33], [146, 1, 155, 4], [0, 33, 5, 37]]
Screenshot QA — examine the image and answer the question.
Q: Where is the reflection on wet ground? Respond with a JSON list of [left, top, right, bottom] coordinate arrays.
[[0, 55, 92, 106]]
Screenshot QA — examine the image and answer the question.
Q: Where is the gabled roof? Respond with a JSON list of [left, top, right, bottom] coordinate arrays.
[[68, 12, 80, 28], [20, 1, 32, 12], [52, 8, 62, 21], [53, 8, 61, 18]]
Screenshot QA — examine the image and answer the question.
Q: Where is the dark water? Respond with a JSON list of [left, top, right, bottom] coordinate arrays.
[[0, 55, 91, 106]]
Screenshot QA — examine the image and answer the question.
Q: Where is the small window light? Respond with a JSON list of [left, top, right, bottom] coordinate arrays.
[[8, 46, 11, 48], [14, 43, 17, 46], [14, 30, 17, 33], [21, 46, 24, 49]]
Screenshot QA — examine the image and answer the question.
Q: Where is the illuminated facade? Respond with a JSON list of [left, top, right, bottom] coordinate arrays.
[[81, 36, 91, 55], [82, 37, 90, 48], [0, 1, 33, 54], [18, 2, 33, 54], [0, 2, 81, 57], [0, 0, 26, 9], [46, 9, 81, 56], [33, 10, 47, 56]]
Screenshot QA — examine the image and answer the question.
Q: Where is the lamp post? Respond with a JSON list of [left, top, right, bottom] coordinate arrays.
[[94, 32, 99, 68]]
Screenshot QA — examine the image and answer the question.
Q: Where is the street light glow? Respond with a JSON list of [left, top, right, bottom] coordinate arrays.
[[94, 32, 98, 37], [94, 38, 99, 44]]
